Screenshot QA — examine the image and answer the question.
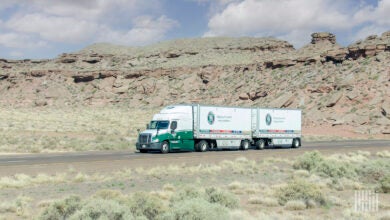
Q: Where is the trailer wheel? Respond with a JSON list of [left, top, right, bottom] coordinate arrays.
[[197, 140, 209, 152], [292, 139, 300, 148], [139, 149, 148, 153], [256, 139, 265, 150], [240, 140, 249, 150], [161, 141, 170, 154]]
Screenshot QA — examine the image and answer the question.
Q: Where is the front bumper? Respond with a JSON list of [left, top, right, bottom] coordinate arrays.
[[136, 142, 161, 150]]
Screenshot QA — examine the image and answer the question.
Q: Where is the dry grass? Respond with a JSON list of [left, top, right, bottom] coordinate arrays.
[[285, 200, 307, 210], [377, 150, 390, 158], [1, 151, 389, 219], [248, 196, 279, 207], [0, 107, 157, 153]]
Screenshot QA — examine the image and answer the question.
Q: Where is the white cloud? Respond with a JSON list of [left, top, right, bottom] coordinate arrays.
[[7, 13, 98, 43], [205, 0, 351, 36], [204, 0, 390, 47], [18, 0, 161, 23], [0, 0, 178, 52], [0, 33, 47, 49], [353, 25, 389, 42], [97, 15, 179, 45], [0, 0, 17, 10], [354, 0, 390, 25]]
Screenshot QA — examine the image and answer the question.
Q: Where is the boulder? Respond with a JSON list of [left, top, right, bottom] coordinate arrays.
[[311, 32, 336, 44], [0, 73, 9, 80], [165, 51, 181, 58], [265, 59, 296, 69], [307, 85, 332, 93], [238, 93, 249, 100], [249, 91, 268, 101], [34, 99, 48, 107], [269, 92, 294, 108], [382, 103, 390, 119], [82, 58, 101, 64], [73, 74, 95, 83], [364, 45, 377, 57], [59, 58, 77, 63], [326, 92, 343, 107], [347, 46, 365, 60], [324, 48, 348, 63], [346, 91, 359, 100], [113, 86, 128, 94]]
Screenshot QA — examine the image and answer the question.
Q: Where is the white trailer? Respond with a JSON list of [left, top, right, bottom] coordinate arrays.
[[136, 104, 301, 153], [252, 108, 302, 149], [194, 105, 252, 150]]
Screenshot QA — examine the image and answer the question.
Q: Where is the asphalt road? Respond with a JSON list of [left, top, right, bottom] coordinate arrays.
[[0, 140, 389, 166]]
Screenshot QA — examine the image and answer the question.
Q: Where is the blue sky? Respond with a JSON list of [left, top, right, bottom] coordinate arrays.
[[0, 0, 389, 59]]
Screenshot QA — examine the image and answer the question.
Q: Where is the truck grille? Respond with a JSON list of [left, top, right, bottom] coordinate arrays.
[[139, 134, 151, 144]]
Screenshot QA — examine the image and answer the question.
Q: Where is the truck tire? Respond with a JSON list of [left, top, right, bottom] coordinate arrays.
[[197, 140, 209, 152], [161, 141, 170, 154], [255, 139, 265, 150], [292, 138, 300, 148], [240, 140, 249, 150], [139, 149, 148, 153]]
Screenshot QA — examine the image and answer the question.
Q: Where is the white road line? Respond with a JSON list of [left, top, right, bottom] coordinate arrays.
[[5, 160, 27, 163]]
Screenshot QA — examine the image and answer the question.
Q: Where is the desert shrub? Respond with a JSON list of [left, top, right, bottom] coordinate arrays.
[[170, 186, 204, 203], [70, 199, 133, 220], [161, 198, 228, 220], [315, 159, 357, 178], [285, 200, 306, 210], [293, 151, 357, 178], [293, 151, 324, 171], [379, 174, 390, 193], [205, 187, 239, 209], [376, 150, 390, 158], [39, 195, 81, 220], [358, 160, 390, 182], [128, 192, 166, 219], [93, 189, 124, 201], [277, 178, 326, 207]]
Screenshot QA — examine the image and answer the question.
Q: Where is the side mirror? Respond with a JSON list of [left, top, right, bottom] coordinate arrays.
[[137, 128, 140, 133], [146, 124, 150, 129]]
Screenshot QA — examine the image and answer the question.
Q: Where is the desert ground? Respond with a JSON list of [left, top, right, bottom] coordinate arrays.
[[0, 31, 389, 219], [0, 144, 389, 219]]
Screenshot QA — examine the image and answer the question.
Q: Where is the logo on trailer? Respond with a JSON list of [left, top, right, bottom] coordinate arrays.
[[266, 113, 272, 126], [207, 111, 215, 125]]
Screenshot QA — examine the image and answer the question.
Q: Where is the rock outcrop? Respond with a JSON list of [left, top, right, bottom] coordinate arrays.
[[0, 32, 389, 135]]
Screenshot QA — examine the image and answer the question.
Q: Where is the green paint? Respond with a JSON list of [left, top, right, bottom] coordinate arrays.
[[154, 130, 194, 151]]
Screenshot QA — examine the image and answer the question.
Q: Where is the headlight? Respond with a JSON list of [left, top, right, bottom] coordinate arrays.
[[152, 138, 159, 143]]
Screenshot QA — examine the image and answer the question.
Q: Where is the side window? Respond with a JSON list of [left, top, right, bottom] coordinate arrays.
[[170, 121, 177, 130]]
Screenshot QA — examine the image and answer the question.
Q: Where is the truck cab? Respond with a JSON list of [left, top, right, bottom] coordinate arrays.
[[136, 105, 194, 153]]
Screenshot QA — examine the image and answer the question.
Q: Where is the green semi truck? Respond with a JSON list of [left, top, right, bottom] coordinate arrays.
[[136, 104, 301, 153]]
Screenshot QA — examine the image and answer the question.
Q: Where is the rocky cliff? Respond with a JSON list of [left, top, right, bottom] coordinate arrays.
[[0, 32, 389, 135]]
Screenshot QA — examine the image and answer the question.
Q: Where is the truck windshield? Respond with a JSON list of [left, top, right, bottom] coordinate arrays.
[[149, 120, 170, 129]]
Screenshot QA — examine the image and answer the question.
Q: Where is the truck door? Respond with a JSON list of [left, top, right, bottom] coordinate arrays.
[[169, 121, 182, 150], [169, 120, 194, 151]]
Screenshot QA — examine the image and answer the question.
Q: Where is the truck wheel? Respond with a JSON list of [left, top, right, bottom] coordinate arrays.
[[139, 149, 148, 153], [256, 139, 265, 150], [197, 140, 209, 152], [161, 141, 170, 154], [292, 139, 300, 148], [240, 140, 249, 150]]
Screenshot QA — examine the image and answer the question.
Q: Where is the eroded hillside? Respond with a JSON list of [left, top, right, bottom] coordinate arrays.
[[0, 32, 389, 135]]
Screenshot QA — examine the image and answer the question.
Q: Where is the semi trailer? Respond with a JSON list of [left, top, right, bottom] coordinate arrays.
[[136, 104, 301, 153]]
